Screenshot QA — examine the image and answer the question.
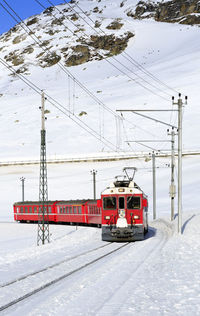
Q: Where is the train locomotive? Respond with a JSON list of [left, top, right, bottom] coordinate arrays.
[[101, 167, 148, 241], [13, 167, 148, 242]]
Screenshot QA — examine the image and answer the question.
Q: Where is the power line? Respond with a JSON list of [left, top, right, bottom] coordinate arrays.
[[42, 0, 171, 101], [62, 0, 179, 96], [0, 0, 118, 120], [0, 0, 176, 155], [0, 0, 166, 148], [0, 57, 117, 151]]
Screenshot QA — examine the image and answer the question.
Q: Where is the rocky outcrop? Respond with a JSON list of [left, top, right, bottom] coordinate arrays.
[[106, 20, 124, 30], [63, 31, 134, 67], [156, 0, 200, 24], [87, 32, 134, 57], [129, 0, 200, 25], [65, 45, 91, 67]]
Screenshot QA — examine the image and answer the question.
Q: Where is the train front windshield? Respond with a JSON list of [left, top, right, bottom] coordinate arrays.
[[103, 197, 116, 210]]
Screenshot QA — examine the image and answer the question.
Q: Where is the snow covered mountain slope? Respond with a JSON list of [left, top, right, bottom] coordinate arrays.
[[0, 0, 199, 161]]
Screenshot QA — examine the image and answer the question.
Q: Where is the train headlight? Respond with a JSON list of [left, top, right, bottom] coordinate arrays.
[[134, 215, 139, 219], [105, 216, 110, 220]]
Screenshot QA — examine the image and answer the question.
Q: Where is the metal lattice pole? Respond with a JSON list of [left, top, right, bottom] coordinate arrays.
[[37, 92, 50, 246]]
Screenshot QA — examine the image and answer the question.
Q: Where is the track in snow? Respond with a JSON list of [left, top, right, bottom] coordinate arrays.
[[0, 242, 129, 313]]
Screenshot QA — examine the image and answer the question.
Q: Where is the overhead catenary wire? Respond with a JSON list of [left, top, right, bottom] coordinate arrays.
[[0, 0, 118, 119], [0, 0, 165, 143], [35, 0, 178, 143], [40, 0, 171, 102], [0, 56, 117, 151], [0, 0, 176, 154], [61, 0, 179, 96], [44, 0, 180, 144]]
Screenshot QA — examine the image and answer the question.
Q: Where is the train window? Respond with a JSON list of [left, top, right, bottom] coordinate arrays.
[[69, 207, 72, 214], [67, 207, 69, 214], [78, 206, 82, 214], [20, 207, 23, 213], [48, 206, 52, 214], [127, 196, 141, 209], [103, 197, 117, 210], [63, 206, 65, 214], [34, 207, 37, 213], [74, 207, 77, 214], [119, 197, 125, 209], [25, 207, 28, 213]]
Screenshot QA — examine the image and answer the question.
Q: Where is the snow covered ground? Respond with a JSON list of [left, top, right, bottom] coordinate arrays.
[[0, 0, 200, 314], [0, 211, 200, 315]]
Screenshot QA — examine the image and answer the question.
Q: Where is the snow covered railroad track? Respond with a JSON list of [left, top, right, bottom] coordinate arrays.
[[0, 242, 129, 313], [0, 242, 112, 288]]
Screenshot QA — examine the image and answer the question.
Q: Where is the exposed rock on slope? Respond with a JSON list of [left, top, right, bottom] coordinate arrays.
[[0, 2, 134, 73], [129, 0, 200, 25], [1, 0, 199, 75]]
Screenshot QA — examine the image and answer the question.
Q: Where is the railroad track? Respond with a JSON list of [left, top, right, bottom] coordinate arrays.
[[0, 242, 112, 288], [0, 242, 130, 312]]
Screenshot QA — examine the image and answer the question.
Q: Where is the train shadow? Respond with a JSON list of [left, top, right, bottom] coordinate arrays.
[[144, 226, 156, 240], [181, 214, 196, 234]]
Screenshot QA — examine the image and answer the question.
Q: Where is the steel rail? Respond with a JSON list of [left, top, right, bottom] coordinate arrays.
[[0, 243, 129, 312], [0, 242, 112, 288]]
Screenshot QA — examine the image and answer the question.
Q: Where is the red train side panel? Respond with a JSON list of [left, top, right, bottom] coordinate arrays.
[[13, 199, 101, 227]]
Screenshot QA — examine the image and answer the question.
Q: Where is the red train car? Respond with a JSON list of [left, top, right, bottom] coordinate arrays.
[[13, 199, 101, 226], [13, 201, 58, 223], [55, 200, 101, 226], [101, 168, 148, 241]]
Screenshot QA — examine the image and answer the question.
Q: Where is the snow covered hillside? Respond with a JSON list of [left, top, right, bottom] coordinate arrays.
[[0, 0, 200, 161], [0, 1, 200, 315]]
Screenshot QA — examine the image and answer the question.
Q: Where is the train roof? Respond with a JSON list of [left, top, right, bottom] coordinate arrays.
[[14, 199, 98, 206], [101, 180, 147, 196]]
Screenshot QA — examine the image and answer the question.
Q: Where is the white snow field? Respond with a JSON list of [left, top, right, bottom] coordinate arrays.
[[0, 0, 200, 314], [0, 211, 200, 315]]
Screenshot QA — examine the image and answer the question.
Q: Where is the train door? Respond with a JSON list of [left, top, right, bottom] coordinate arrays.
[[117, 196, 128, 228]]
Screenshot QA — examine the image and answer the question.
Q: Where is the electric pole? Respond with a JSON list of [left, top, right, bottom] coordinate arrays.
[[167, 127, 177, 221], [37, 91, 50, 246], [90, 169, 97, 200], [172, 93, 187, 233], [20, 177, 25, 202], [152, 152, 156, 220]]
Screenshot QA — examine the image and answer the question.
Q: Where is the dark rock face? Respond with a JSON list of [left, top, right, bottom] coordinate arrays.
[[130, 0, 200, 25], [64, 32, 134, 67], [156, 0, 200, 24], [106, 20, 124, 30], [65, 45, 91, 67], [4, 51, 24, 66], [87, 32, 134, 57], [39, 52, 61, 68]]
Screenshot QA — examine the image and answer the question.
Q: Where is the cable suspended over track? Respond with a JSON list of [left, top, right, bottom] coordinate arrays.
[[35, 0, 172, 102]]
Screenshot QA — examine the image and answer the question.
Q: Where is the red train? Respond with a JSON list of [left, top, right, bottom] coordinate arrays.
[[13, 168, 148, 241], [14, 199, 101, 226]]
